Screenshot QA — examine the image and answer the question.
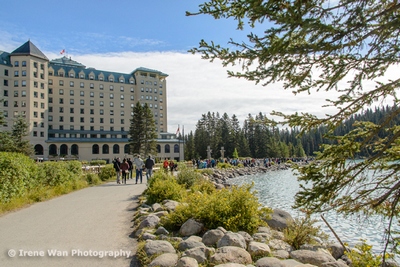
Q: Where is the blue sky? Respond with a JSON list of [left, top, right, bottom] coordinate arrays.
[[1, 0, 387, 134]]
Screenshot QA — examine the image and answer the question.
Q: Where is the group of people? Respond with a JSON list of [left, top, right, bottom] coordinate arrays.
[[112, 155, 155, 184], [163, 158, 177, 173]]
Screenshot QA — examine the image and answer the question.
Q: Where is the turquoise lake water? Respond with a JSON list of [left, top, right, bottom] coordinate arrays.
[[229, 168, 392, 256]]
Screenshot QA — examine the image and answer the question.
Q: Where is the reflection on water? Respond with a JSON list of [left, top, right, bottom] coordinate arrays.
[[229, 169, 391, 255]]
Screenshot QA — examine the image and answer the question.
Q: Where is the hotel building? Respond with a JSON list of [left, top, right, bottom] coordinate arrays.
[[0, 41, 183, 162]]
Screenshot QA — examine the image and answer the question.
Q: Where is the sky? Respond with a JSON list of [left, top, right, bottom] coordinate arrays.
[[0, 0, 395, 134]]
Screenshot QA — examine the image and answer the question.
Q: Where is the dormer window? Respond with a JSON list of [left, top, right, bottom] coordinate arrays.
[[89, 75, 94, 80]]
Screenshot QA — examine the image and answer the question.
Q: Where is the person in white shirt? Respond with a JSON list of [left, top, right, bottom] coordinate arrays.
[[133, 155, 144, 184]]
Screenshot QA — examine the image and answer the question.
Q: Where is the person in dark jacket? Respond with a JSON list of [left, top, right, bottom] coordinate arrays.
[[145, 155, 155, 180], [113, 158, 121, 184]]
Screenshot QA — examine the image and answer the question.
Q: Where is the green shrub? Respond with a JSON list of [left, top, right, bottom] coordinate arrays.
[[85, 173, 101, 185], [66, 160, 82, 176], [144, 172, 186, 204], [39, 161, 75, 186], [0, 152, 39, 202], [162, 183, 272, 234], [98, 164, 115, 181], [176, 168, 203, 189], [191, 178, 216, 195], [345, 240, 391, 267], [217, 162, 233, 169], [283, 215, 329, 250], [90, 160, 106, 166]]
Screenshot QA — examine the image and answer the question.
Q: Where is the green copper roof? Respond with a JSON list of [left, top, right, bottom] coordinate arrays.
[[0, 51, 12, 66], [11, 40, 48, 60], [132, 67, 168, 77], [50, 56, 86, 68]]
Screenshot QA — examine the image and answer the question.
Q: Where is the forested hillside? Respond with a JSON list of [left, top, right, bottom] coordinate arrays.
[[183, 105, 399, 160]]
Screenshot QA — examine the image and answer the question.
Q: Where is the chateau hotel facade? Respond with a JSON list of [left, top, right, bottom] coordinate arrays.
[[0, 41, 183, 162]]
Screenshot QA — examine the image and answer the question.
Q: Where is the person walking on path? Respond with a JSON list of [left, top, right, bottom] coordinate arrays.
[[133, 154, 144, 184], [113, 157, 121, 184], [163, 158, 169, 173], [120, 158, 130, 184], [145, 155, 155, 180], [127, 158, 133, 179]]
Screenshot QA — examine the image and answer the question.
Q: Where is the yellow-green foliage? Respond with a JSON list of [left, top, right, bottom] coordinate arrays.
[[0, 152, 39, 202], [283, 215, 329, 250], [217, 162, 233, 169], [162, 183, 272, 234], [89, 160, 106, 166], [176, 168, 203, 189], [144, 171, 186, 204], [196, 168, 214, 175], [191, 178, 216, 195], [345, 240, 391, 267], [85, 173, 101, 185], [98, 164, 115, 181]]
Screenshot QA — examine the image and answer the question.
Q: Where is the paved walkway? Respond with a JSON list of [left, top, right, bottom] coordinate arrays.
[[0, 178, 147, 267]]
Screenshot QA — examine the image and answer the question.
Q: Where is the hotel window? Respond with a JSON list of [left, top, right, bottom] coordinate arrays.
[[130, 96, 134, 100], [130, 104, 134, 108], [80, 108, 84, 114], [160, 113, 163, 117], [14, 71, 19, 77], [130, 88, 134, 92], [159, 90, 163, 95], [48, 116, 53, 121], [70, 73, 74, 78], [70, 117, 74, 122], [110, 110, 114, 115], [100, 118, 104, 123], [49, 71, 53, 76], [60, 116, 64, 122], [80, 117, 84, 122], [22, 70, 26, 76], [40, 93, 44, 99], [21, 90, 26, 97], [41, 112, 44, 119], [70, 108, 74, 113], [34, 92, 38, 98], [14, 61, 19, 67], [90, 83, 94, 89], [22, 80, 26, 87], [99, 77, 103, 81], [59, 80, 64, 86], [99, 93, 104, 98], [22, 101, 27, 107], [109, 78, 114, 82], [141, 88, 144, 92], [149, 88, 152, 93], [4, 69, 8, 76], [49, 79, 53, 85], [120, 111, 124, 116], [59, 107, 64, 113], [49, 97, 53, 103], [110, 93, 114, 99], [14, 91, 18, 97], [110, 85, 114, 91], [99, 109, 104, 115], [80, 100, 84, 105], [100, 127, 104, 132], [141, 80, 144, 84], [121, 119, 125, 124], [41, 73, 44, 79], [40, 132, 44, 137], [34, 72, 38, 78], [34, 81, 38, 88], [13, 101, 18, 107], [90, 100, 94, 106], [154, 89, 157, 93], [70, 90, 74, 96], [70, 81, 74, 87], [80, 74, 84, 79], [90, 118, 94, 123], [80, 126, 84, 130], [70, 99, 74, 104], [41, 64, 44, 70], [110, 127, 114, 131], [40, 122, 44, 128], [40, 102, 45, 109], [120, 94, 124, 99], [40, 83, 44, 89], [160, 105, 163, 110], [120, 103, 124, 107], [3, 80, 8, 86], [120, 86, 124, 91], [149, 96, 152, 100], [49, 106, 53, 112], [141, 96, 144, 99], [80, 82, 84, 88], [110, 118, 114, 124], [100, 84, 104, 90], [59, 98, 64, 104], [146, 88, 148, 92], [99, 101, 104, 106], [3, 111, 7, 117], [33, 122, 38, 127], [3, 100, 8, 107], [89, 75, 94, 80], [146, 96, 149, 100], [48, 88, 53, 94], [33, 131, 37, 137], [155, 104, 158, 109], [59, 126, 64, 130], [90, 92, 94, 97], [154, 112, 158, 117], [3, 90, 8, 97], [80, 91, 84, 96], [90, 109, 94, 114], [110, 102, 114, 107], [13, 111, 18, 117], [120, 79, 124, 83], [59, 89, 64, 95], [149, 104, 153, 108]]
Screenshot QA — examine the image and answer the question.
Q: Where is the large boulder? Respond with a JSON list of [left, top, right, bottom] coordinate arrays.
[[289, 250, 336, 266], [247, 241, 271, 258], [137, 214, 160, 230], [144, 240, 176, 256], [148, 253, 178, 267], [217, 232, 247, 249], [181, 246, 215, 264], [179, 219, 204, 236], [176, 256, 199, 267], [265, 209, 294, 230], [178, 236, 206, 251], [255, 257, 286, 267], [202, 229, 225, 246], [210, 246, 252, 265], [163, 200, 180, 211]]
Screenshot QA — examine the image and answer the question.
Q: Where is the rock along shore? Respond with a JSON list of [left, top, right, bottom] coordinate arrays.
[[131, 164, 399, 267]]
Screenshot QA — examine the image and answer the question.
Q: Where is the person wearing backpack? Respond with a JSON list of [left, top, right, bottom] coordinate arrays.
[[145, 155, 155, 180]]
